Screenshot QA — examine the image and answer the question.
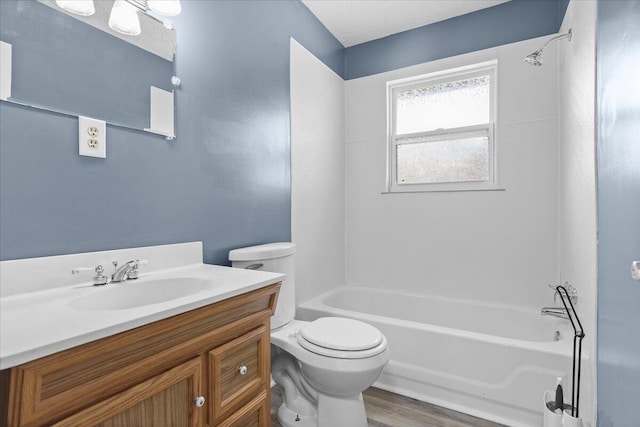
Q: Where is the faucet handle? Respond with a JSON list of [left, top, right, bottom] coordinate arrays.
[[548, 283, 578, 305], [564, 283, 578, 305], [126, 259, 149, 280], [547, 284, 561, 303], [72, 265, 109, 286]]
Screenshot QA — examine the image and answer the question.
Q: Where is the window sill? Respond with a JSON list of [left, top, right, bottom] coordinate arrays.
[[381, 188, 506, 194]]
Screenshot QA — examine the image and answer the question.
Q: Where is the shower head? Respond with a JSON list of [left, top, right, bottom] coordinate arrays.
[[524, 29, 572, 66], [525, 50, 543, 66]]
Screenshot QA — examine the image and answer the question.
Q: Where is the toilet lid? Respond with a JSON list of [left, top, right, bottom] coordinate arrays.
[[299, 317, 383, 351]]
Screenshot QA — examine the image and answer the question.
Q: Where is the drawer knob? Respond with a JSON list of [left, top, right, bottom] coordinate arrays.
[[194, 396, 205, 407], [238, 365, 248, 376]]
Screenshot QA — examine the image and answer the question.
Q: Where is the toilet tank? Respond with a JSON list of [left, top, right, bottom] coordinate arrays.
[[229, 242, 296, 330]]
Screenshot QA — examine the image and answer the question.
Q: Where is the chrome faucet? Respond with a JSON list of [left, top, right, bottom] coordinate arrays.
[[541, 283, 578, 320], [111, 259, 148, 283], [541, 306, 569, 320], [72, 264, 109, 286]]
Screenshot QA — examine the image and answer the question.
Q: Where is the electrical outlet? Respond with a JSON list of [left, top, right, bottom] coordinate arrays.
[[78, 116, 106, 158]]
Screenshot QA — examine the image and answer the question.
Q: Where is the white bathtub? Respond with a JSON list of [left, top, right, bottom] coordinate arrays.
[[297, 286, 577, 427]]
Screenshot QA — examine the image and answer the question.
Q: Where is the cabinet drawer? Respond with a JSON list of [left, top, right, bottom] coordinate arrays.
[[209, 326, 269, 425], [216, 390, 269, 427]]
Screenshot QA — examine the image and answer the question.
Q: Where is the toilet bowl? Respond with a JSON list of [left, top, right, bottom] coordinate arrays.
[[229, 243, 390, 427]]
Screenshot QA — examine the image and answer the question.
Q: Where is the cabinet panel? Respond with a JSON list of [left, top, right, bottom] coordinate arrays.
[[95, 378, 191, 427], [52, 357, 202, 427], [216, 391, 269, 427], [209, 326, 269, 425]]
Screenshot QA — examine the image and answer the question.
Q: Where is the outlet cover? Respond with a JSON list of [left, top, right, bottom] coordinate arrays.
[[78, 116, 106, 158]]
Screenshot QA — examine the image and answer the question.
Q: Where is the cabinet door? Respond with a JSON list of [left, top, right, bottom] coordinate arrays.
[[52, 357, 203, 427]]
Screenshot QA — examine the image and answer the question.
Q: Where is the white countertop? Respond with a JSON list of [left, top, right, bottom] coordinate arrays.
[[0, 263, 283, 370]]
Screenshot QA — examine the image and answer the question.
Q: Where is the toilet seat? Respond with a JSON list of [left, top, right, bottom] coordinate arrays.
[[296, 317, 387, 359]]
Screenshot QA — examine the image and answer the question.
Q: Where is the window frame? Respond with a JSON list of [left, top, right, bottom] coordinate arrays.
[[387, 62, 498, 193]]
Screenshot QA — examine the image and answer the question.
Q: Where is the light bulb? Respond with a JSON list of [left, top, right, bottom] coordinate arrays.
[[147, 0, 182, 17], [55, 0, 95, 16], [109, 0, 141, 36]]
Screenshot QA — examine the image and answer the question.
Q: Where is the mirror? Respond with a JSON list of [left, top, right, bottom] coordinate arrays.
[[0, 0, 177, 137]]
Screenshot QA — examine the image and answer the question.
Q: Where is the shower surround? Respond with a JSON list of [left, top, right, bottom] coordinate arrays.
[[291, 10, 597, 426]]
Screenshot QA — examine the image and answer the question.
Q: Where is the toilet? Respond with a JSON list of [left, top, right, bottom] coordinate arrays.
[[229, 243, 389, 427]]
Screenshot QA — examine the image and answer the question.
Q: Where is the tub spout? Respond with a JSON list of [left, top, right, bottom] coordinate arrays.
[[541, 306, 569, 320]]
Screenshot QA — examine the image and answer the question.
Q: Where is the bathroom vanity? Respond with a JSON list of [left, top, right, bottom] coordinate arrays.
[[0, 243, 282, 427]]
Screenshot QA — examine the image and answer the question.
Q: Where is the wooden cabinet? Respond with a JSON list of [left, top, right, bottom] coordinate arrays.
[[0, 283, 280, 427]]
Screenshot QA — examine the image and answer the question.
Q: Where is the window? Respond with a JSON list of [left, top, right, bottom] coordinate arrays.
[[387, 62, 497, 192]]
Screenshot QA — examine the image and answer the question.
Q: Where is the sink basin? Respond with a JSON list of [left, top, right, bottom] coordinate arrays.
[[68, 278, 212, 311]]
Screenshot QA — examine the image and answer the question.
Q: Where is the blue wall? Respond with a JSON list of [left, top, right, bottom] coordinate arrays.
[[596, 1, 640, 425], [0, 0, 343, 264], [345, 0, 568, 79]]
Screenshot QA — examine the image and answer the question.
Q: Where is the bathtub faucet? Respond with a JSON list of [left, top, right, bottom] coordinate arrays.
[[540, 306, 569, 320]]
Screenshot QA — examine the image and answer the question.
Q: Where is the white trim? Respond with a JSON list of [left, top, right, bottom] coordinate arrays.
[[392, 124, 491, 142], [385, 60, 498, 87], [0, 41, 12, 101]]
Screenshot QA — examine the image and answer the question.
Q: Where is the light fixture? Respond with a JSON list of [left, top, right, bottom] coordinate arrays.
[[108, 0, 182, 37], [109, 0, 141, 36], [147, 0, 182, 17], [55, 0, 95, 16]]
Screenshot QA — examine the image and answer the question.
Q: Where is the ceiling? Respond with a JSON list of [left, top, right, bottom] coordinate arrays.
[[301, 0, 510, 47]]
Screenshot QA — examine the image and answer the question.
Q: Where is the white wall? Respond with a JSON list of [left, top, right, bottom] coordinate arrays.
[[557, 1, 597, 425], [290, 38, 345, 306], [344, 37, 560, 307]]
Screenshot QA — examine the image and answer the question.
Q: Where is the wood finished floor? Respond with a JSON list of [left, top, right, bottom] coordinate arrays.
[[271, 386, 506, 427]]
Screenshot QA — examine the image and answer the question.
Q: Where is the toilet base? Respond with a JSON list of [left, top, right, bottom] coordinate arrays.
[[317, 393, 368, 427], [277, 402, 317, 427], [277, 393, 368, 427]]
